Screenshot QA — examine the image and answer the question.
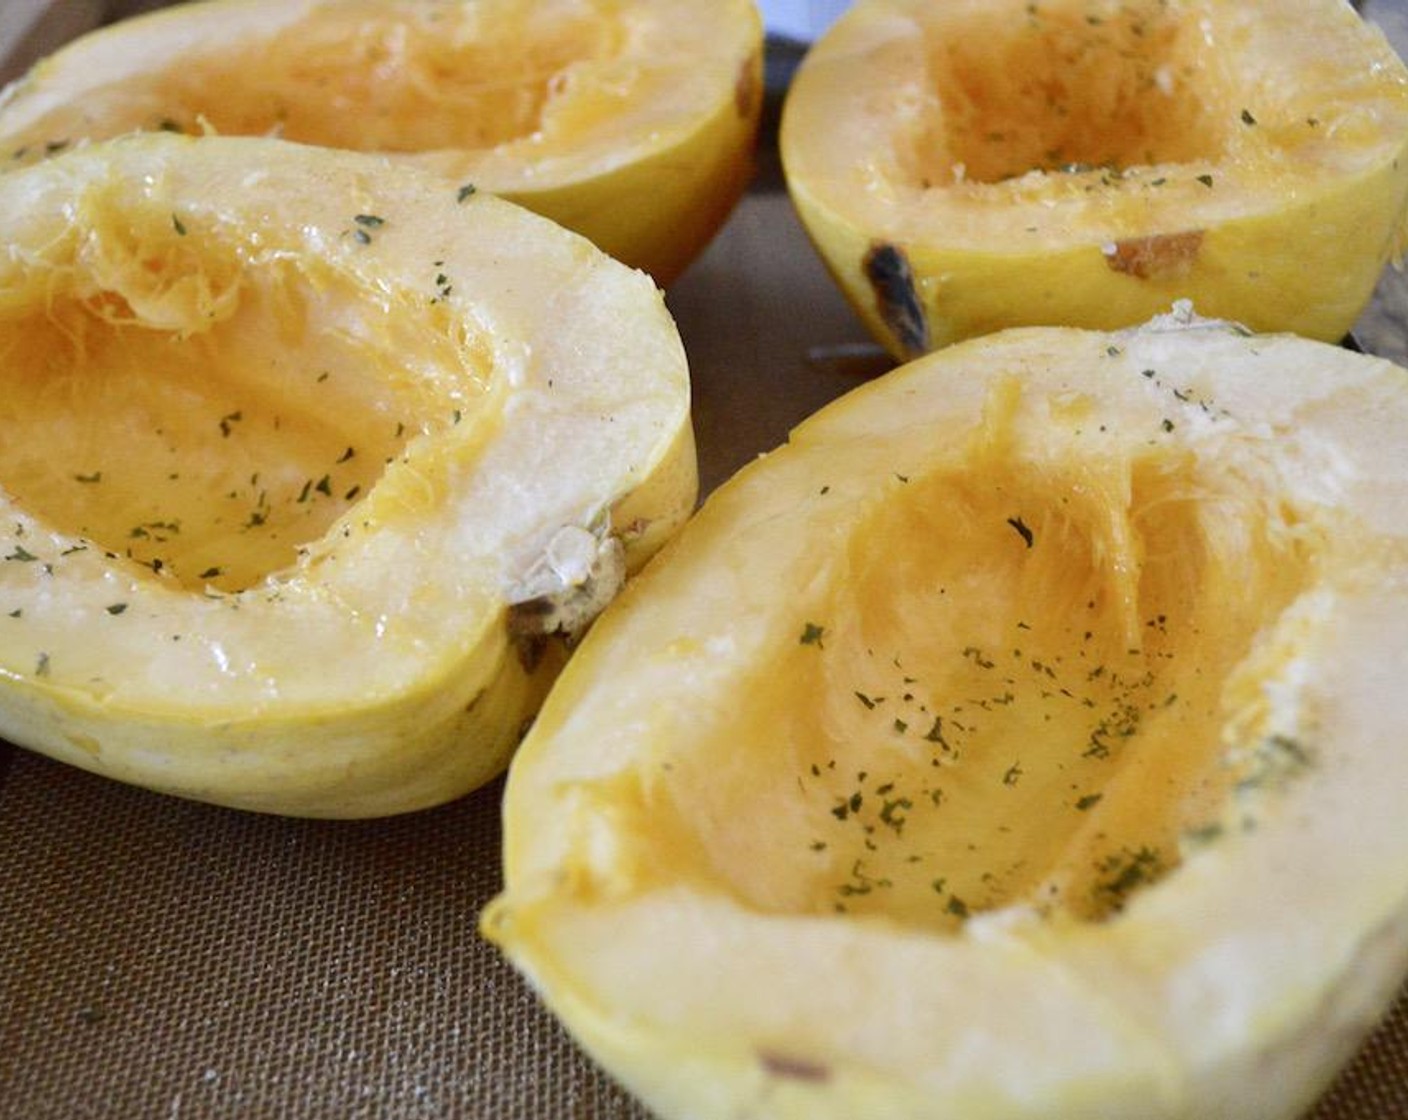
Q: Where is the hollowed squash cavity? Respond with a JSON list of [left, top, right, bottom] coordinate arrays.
[[914, 1, 1228, 185], [0, 207, 486, 592], [649, 446, 1316, 931]]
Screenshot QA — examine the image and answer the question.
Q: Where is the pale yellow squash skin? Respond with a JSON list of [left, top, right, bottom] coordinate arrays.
[[781, 0, 1408, 358], [0, 132, 696, 817], [0, 0, 763, 285], [486, 308, 1408, 1119]]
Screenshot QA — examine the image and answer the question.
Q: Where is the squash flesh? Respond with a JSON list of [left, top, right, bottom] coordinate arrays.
[[523, 379, 1319, 934], [0, 204, 487, 593], [795, 0, 1408, 243], [20, 1, 614, 154], [910, 0, 1226, 186]]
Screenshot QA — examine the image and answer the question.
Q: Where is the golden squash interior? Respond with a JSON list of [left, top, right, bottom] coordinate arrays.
[[907, 0, 1230, 187], [5, 1, 626, 160], [817, 0, 1408, 208], [0, 189, 489, 594], [616, 432, 1319, 932]]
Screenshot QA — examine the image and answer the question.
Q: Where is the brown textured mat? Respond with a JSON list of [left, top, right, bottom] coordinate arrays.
[[0, 745, 648, 1119], [2, 735, 1406, 1120]]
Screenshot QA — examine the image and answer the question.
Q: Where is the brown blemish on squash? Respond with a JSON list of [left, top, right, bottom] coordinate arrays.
[[512, 632, 549, 674], [863, 241, 930, 359], [735, 52, 762, 119], [1102, 230, 1205, 280], [759, 1051, 832, 1083]]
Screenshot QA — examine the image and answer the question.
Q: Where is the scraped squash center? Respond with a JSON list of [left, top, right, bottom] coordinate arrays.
[[658, 448, 1315, 931], [75, 4, 616, 153], [0, 203, 488, 593], [914, 1, 1227, 185]]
